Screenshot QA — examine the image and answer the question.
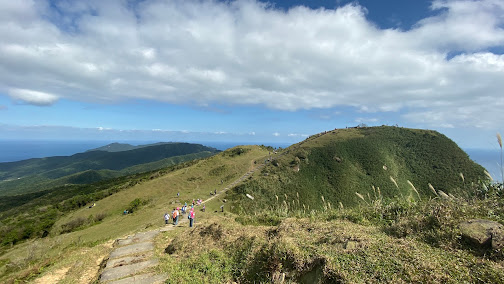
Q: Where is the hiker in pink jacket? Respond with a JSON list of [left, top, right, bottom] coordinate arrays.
[[189, 208, 195, 227]]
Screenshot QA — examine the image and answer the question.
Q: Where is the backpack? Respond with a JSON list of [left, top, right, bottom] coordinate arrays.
[[172, 211, 177, 219]]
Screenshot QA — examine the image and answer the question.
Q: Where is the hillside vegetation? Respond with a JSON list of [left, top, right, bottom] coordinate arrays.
[[0, 143, 219, 196], [227, 126, 487, 214], [0, 145, 271, 283], [0, 128, 502, 283]]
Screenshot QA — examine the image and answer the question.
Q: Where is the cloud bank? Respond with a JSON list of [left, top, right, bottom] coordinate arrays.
[[0, 0, 503, 128]]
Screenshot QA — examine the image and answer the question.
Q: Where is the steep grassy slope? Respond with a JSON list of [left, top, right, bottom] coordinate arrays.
[[0, 143, 219, 196], [226, 126, 487, 213]]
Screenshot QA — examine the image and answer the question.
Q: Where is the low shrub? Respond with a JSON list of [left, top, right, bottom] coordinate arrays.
[[125, 198, 149, 213], [60, 217, 86, 234]]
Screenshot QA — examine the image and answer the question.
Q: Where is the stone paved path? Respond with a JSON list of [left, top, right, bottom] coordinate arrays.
[[99, 230, 167, 283], [98, 157, 270, 283]]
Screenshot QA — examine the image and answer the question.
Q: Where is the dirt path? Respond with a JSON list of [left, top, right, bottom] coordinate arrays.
[[97, 159, 267, 283]]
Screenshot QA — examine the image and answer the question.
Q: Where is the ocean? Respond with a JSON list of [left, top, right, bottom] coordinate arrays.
[[0, 140, 501, 181], [465, 148, 503, 182]]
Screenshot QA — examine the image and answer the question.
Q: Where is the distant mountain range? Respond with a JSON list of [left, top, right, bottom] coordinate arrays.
[[0, 142, 219, 196], [86, 142, 178, 153]]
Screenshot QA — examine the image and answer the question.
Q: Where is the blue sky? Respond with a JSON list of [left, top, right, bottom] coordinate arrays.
[[1, 0, 503, 149]]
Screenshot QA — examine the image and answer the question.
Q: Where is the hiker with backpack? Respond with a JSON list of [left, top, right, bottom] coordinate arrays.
[[189, 207, 195, 227]]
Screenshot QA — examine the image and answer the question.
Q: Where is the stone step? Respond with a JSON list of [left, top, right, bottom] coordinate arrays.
[[100, 259, 158, 282], [105, 254, 150, 270], [116, 231, 159, 247], [109, 242, 154, 259], [107, 273, 168, 284]]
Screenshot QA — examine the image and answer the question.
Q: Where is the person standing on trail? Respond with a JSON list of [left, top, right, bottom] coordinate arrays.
[[202, 204, 206, 212], [173, 208, 179, 225], [164, 212, 169, 225], [189, 208, 195, 227]]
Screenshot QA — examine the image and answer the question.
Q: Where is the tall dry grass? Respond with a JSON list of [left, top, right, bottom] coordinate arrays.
[[498, 133, 503, 184], [407, 180, 421, 200]]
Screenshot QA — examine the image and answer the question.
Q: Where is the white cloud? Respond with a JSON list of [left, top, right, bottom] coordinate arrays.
[[355, 117, 379, 124], [8, 88, 59, 106], [413, 0, 504, 51], [0, 0, 503, 128], [273, 132, 280, 137]]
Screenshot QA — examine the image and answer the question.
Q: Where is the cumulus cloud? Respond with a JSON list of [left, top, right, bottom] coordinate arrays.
[[8, 88, 59, 106], [273, 132, 280, 137], [0, 0, 503, 127]]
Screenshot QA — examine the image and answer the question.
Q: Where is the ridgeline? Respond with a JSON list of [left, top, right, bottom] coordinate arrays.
[[227, 126, 487, 214], [1, 128, 502, 284], [0, 142, 219, 196]]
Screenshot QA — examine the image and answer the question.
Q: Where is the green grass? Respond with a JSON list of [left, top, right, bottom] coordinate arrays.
[[226, 126, 487, 215], [154, 181, 504, 283]]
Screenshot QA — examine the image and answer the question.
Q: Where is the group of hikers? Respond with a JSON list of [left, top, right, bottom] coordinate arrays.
[[164, 199, 204, 228]]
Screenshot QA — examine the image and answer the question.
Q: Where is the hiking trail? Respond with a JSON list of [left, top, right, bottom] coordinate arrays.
[[97, 157, 270, 283]]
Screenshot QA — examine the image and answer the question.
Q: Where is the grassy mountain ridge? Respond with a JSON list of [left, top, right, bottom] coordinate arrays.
[[227, 126, 487, 213], [0, 143, 219, 196], [1, 129, 502, 283]]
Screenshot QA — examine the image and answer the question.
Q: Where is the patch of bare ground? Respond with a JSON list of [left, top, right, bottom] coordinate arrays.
[[32, 266, 71, 284]]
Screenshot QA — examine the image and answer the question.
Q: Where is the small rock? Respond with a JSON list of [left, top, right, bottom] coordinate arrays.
[[459, 219, 504, 249]]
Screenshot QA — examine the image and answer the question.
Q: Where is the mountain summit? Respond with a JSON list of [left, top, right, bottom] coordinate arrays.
[[227, 126, 487, 212]]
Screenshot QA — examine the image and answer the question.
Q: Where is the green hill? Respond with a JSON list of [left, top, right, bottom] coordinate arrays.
[[0, 134, 503, 283], [0, 143, 219, 196], [226, 126, 487, 213]]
